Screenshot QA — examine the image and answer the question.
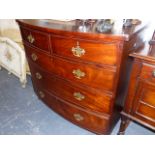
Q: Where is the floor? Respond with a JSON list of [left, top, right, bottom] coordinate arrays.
[[0, 69, 154, 135]]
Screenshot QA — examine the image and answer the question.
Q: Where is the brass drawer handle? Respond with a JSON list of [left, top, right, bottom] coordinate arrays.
[[31, 53, 38, 61], [36, 72, 42, 79], [39, 91, 45, 98], [73, 113, 84, 122], [71, 41, 85, 57], [72, 69, 85, 79], [27, 33, 35, 43], [73, 92, 85, 101], [152, 70, 155, 77]]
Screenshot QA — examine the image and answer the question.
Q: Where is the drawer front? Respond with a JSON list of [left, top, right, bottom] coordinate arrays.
[[25, 45, 52, 71], [20, 27, 50, 52], [140, 63, 155, 84], [51, 36, 118, 66], [33, 85, 110, 134], [50, 57, 116, 92], [132, 81, 155, 125], [25, 44, 116, 92], [29, 63, 112, 114]]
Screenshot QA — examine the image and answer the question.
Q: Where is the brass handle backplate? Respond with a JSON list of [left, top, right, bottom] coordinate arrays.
[[27, 33, 35, 43], [36, 72, 42, 79], [72, 69, 85, 79], [71, 41, 85, 57], [152, 70, 155, 77], [73, 92, 85, 101], [73, 113, 84, 122], [39, 91, 45, 98], [31, 53, 38, 61]]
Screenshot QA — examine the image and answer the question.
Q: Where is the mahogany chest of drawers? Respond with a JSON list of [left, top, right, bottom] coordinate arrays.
[[17, 19, 147, 134], [118, 30, 155, 134]]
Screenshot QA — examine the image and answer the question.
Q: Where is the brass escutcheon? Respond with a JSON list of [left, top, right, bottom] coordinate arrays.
[[39, 91, 45, 98], [36, 72, 42, 79], [31, 53, 38, 61], [27, 33, 35, 43], [71, 41, 85, 57], [73, 113, 84, 121], [73, 92, 85, 101], [72, 69, 85, 79]]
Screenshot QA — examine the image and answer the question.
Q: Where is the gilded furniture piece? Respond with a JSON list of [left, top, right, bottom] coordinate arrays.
[[17, 19, 146, 134], [118, 30, 155, 134], [0, 20, 29, 88]]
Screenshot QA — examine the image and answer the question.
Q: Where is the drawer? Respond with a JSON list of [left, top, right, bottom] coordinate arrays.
[[140, 63, 155, 84], [51, 35, 118, 66], [20, 26, 50, 52], [24, 45, 52, 71], [29, 63, 112, 114], [136, 103, 155, 120], [132, 80, 155, 125], [50, 56, 116, 92], [25, 45, 116, 92], [33, 85, 110, 134]]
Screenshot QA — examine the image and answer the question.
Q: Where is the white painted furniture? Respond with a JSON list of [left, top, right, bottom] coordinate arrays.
[[0, 37, 27, 87], [0, 19, 29, 88]]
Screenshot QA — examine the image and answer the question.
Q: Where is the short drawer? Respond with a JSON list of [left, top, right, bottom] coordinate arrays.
[[29, 63, 113, 114], [51, 35, 118, 66], [50, 56, 116, 92], [24, 45, 52, 71], [20, 26, 50, 52], [33, 85, 110, 134], [140, 63, 155, 84]]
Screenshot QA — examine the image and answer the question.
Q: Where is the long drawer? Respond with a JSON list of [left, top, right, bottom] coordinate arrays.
[[51, 35, 118, 66], [51, 56, 116, 92], [25, 45, 116, 92], [29, 61, 113, 114], [33, 84, 110, 134]]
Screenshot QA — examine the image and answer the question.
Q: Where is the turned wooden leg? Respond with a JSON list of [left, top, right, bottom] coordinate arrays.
[[118, 115, 130, 135]]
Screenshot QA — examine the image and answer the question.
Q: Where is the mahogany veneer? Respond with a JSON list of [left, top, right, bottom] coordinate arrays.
[[118, 30, 155, 134], [17, 19, 147, 134]]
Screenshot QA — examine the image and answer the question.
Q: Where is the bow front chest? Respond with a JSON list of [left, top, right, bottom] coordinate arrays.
[[17, 19, 147, 134]]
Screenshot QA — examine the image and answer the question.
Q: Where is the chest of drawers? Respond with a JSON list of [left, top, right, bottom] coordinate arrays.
[[17, 19, 147, 134], [118, 30, 155, 134]]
